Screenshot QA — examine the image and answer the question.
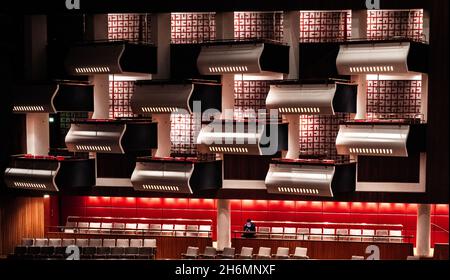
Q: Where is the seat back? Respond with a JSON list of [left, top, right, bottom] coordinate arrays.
[[116, 239, 130, 247], [283, 227, 296, 239], [199, 225, 211, 237], [89, 222, 101, 233], [186, 246, 199, 257], [374, 229, 389, 242], [130, 239, 143, 247], [149, 224, 162, 234], [125, 223, 137, 234], [100, 222, 113, 233], [389, 230, 403, 243], [222, 247, 236, 258], [174, 224, 186, 236], [323, 228, 336, 241], [143, 239, 157, 247], [137, 223, 149, 233], [48, 238, 62, 247], [89, 238, 102, 247], [351, 255, 365, 260], [113, 223, 126, 233], [203, 246, 217, 257], [62, 238, 76, 246], [103, 239, 116, 247], [22, 238, 34, 246], [240, 247, 253, 257], [77, 222, 89, 233], [296, 228, 309, 240], [34, 238, 48, 246], [125, 246, 139, 255], [75, 238, 89, 247], [186, 225, 199, 237], [161, 224, 174, 236], [256, 226, 270, 238], [349, 229, 362, 242], [336, 228, 349, 241], [362, 229, 375, 242], [407, 256, 420, 260], [270, 227, 283, 239], [276, 247, 289, 258], [294, 247, 308, 258], [111, 247, 125, 256], [309, 228, 323, 240], [258, 247, 271, 257], [65, 221, 77, 233]]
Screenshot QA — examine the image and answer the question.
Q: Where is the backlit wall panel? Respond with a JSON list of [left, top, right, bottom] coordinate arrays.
[[108, 14, 152, 43], [234, 80, 270, 121], [299, 11, 351, 42], [234, 12, 284, 41], [171, 13, 216, 43], [367, 10, 424, 41], [109, 81, 137, 119]]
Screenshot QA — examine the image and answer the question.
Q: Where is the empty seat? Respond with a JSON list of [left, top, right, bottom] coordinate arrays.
[[136, 247, 155, 259], [309, 228, 323, 240], [200, 246, 217, 259], [362, 229, 375, 242], [186, 225, 199, 237], [48, 238, 62, 247], [407, 256, 420, 260], [297, 228, 309, 240], [14, 245, 28, 256], [143, 239, 157, 248], [389, 230, 403, 243], [323, 228, 336, 241], [89, 239, 102, 247], [62, 238, 76, 246], [374, 229, 389, 242], [116, 239, 130, 247], [39, 246, 55, 258], [103, 239, 116, 247], [149, 224, 162, 235], [349, 229, 362, 242], [109, 247, 126, 259], [137, 223, 149, 234], [64, 222, 77, 233], [283, 227, 296, 239], [217, 247, 235, 259], [34, 238, 49, 246], [124, 246, 139, 258], [174, 224, 186, 237], [130, 239, 143, 247], [199, 225, 211, 238], [270, 227, 283, 239], [238, 247, 253, 259], [77, 222, 89, 233], [89, 222, 101, 233], [256, 226, 270, 238], [22, 238, 34, 246], [75, 238, 89, 247], [112, 223, 126, 234], [351, 255, 365, 260], [161, 224, 174, 236], [336, 228, 349, 241], [291, 247, 309, 259], [181, 246, 199, 259], [95, 246, 111, 258], [125, 223, 137, 234], [255, 247, 272, 259], [100, 222, 113, 233], [273, 247, 290, 259], [81, 246, 97, 258]]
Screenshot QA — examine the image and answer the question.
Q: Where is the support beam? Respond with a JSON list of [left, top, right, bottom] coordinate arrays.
[[216, 199, 231, 251], [416, 204, 432, 257]]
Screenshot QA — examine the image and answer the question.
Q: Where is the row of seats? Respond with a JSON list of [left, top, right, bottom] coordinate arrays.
[[182, 246, 309, 259], [65, 221, 211, 237], [254, 227, 403, 242], [9, 238, 157, 260]]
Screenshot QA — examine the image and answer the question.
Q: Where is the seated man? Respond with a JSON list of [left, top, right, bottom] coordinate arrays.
[[241, 219, 256, 238]]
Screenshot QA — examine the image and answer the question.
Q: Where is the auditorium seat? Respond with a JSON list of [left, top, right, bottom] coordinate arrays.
[[78, 222, 89, 234], [48, 238, 62, 247], [407, 256, 420, 260], [130, 239, 143, 247], [143, 239, 157, 248], [200, 246, 217, 259], [297, 228, 309, 240], [116, 239, 130, 247], [22, 238, 34, 246], [110, 247, 126, 259], [35, 238, 49, 246], [309, 228, 323, 240], [103, 238, 116, 247], [256, 226, 270, 238], [181, 246, 199, 259], [174, 224, 186, 236], [199, 225, 211, 237], [351, 255, 365, 260], [362, 229, 375, 242], [255, 247, 271, 259], [217, 247, 235, 259], [89, 222, 101, 233], [125, 223, 137, 234], [54, 239, 76, 258], [291, 247, 309, 259], [186, 225, 199, 237], [149, 224, 162, 235], [137, 247, 155, 259], [283, 227, 296, 239], [161, 224, 174, 236], [349, 229, 362, 242], [374, 229, 389, 242], [64, 222, 77, 233], [270, 227, 283, 239], [100, 222, 113, 234], [237, 247, 253, 259], [125, 246, 140, 258], [137, 223, 149, 235], [273, 247, 290, 259], [75, 238, 89, 247], [323, 228, 336, 241], [389, 230, 403, 243], [112, 223, 126, 234], [336, 228, 349, 241]]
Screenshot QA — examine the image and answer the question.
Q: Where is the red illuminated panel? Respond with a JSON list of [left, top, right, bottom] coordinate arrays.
[[367, 10, 424, 41], [170, 114, 197, 156], [234, 80, 270, 121], [109, 80, 136, 119], [298, 114, 351, 162], [171, 13, 216, 44], [108, 14, 152, 43], [367, 80, 422, 120], [299, 11, 351, 42], [234, 12, 283, 41]]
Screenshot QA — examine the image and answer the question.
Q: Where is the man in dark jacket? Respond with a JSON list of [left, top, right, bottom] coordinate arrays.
[[242, 219, 256, 238]]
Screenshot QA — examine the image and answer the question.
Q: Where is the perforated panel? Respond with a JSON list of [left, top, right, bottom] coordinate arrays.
[[171, 13, 216, 44], [299, 114, 350, 162], [108, 14, 152, 43], [234, 80, 270, 121], [109, 81, 137, 119], [367, 10, 424, 41], [366, 80, 422, 120], [59, 112, 89, 141], [170, 114, 197, 156], [234, 12, 283, 41], [299, 11, 351, 42]]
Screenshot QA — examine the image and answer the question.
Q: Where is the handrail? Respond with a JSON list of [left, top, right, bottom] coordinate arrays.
[[251, 220, 404, 228], [431, 223, 449, 233], [48, 225, 212, 233], [66, 215, 213, 224]]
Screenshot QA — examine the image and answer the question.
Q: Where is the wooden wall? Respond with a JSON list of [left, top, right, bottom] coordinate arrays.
[[0, 196, 45, 256]]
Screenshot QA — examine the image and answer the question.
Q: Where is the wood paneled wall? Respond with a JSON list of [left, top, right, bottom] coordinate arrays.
[[0, 196, 45, 256]]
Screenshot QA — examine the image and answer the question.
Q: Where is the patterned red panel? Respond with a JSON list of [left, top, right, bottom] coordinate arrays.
[[108, 13, 152, 43], [234, 12, 283, 41], [170, 113, 197, 156], [234, 80, 270, 121], [366, 80, 422, 120], [298, 114, 351, 162], [367, 10, 424, 41], [299, 11, 351, 42], [109, 80, 136, 119], [171, 13, 216, 44]]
